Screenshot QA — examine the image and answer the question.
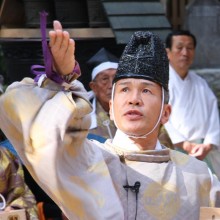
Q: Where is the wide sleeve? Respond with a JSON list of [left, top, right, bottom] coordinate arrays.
[[0, 77, 124, 220]]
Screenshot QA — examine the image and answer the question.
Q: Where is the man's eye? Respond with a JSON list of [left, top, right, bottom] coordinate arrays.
[[187, 47, 194, 50], [99, 77, 109, 84], [101, 78, 108, 81], [143, 89, 149, 93], [122, 88, 128, 92]]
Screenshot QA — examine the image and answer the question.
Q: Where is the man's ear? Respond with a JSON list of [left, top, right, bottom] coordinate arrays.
[[109, 99, 114, 120], [89, 81, 98, 95], [89, 81, 95, 90], [165, 48, 171, 60], [161, 104, 171, 125]]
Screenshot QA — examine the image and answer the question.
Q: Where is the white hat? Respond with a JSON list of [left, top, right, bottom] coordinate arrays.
[[87, 48, 119, 80]]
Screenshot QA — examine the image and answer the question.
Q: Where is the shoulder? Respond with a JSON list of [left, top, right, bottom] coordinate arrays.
[[170, 149, 210, 174], [169, 150, 214, 192], [189, 70, 209, 86], [189, 71, 216, 94]]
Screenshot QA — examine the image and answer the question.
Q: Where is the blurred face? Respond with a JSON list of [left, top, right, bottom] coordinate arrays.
[[109, 78, 171, 137], [166, 35, 195, 78], [89, 68, 116, 112]]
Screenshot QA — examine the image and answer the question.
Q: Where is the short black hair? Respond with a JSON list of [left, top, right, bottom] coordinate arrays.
[[165, 30, 197, 49]]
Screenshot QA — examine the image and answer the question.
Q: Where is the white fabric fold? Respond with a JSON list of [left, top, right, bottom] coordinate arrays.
[[165, 65, 220, 148], [112, 129, 162, 151]]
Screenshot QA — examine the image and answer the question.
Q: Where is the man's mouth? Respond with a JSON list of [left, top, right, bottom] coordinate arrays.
[[124, 110, 143, 120]]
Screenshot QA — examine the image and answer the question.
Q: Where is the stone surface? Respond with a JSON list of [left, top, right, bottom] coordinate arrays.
[[194, 68, 220, 113], [184, 0, 220, 68]]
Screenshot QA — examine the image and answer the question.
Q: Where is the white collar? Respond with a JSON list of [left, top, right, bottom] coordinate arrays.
[[112, 129, 162, 151]]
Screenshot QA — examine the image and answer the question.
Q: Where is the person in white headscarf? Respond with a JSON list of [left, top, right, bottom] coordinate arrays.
[[164, 30, 220, 179], [1, 19, 220, 220], [87, 48, 118, 140]]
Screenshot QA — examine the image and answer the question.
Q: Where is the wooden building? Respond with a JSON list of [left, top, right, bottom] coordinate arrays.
[[0, 0, 191, 88]]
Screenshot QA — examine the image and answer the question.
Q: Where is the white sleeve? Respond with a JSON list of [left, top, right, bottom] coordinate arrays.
[[0, 78, 124, 220]]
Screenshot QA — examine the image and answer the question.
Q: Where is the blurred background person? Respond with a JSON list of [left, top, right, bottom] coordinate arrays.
[[0, 146, 38, 219], [87, 48, 119, 141], [164, 30, 220, 179]]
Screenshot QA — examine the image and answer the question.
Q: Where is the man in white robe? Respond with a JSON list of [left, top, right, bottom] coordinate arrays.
[[0, 20, 220, 220], [164, 30, 220, 179]]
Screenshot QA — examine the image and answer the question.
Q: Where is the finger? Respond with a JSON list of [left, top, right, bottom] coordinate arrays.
[[65, 38, 75, 60], [49, 20, 63, 47], [52, 30, 64, 52], [190, 147, 199, 154], [53, 20, 63, 31], [59, 31, 70, 54], [191, 146, 203, 155], [49, 31, 56, 47], [49, 20, 62, 47], [189, 152, 201, 159]]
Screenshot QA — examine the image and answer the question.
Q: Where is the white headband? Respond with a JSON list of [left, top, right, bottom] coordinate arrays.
[[92, 61, 118, 80]]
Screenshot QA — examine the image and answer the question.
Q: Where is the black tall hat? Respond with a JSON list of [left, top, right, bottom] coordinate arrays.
[[113, 31, 169, 91], [87, 48, 119, 80]]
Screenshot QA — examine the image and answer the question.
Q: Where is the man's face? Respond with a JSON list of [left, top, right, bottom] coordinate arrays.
[[109, 78, 171, 137], [166, 35, 195, 76], [89, 68, 116, 111]]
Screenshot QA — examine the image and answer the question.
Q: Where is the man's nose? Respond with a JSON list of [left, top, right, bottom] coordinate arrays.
[[108, 76, 115, 87], [181, 47, 189, 55], [128, 92, 142, 105]]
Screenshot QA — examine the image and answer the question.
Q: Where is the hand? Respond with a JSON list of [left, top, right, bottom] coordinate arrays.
[[175, 141, 194, 154], [49, 20, 76, 76], [4, 206, 14, 212], [189, 143, 212, 160], [175, 141, 212, 160]]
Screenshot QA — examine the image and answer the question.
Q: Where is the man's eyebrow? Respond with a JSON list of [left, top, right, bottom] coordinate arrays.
[[141, 81, 157, 87], [117, 81, 130, 86], [176, 41, 194, 46], [117, 80, 157, 87], [97, 73, 111, 78]]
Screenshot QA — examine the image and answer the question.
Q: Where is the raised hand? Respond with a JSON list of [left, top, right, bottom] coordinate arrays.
[[49, 20, 76, 76]]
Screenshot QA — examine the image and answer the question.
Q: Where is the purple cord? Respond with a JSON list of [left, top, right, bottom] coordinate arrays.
[[32, 11, 81, 85]]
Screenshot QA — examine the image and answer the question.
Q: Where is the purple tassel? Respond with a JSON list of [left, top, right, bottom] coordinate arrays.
[[32, 11, 81, 85]]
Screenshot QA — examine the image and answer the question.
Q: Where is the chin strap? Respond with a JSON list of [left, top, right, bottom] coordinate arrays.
[[0, 194, 6, 210]]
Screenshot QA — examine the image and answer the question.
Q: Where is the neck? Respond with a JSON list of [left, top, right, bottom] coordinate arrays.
[[130, 137, 157, 150], [170, 64, 188, 79], [113, 129, 158, 151], [97, 100, 109, 112]]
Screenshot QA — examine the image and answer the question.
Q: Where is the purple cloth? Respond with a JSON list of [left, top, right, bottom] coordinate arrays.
[[32, 11, 81, 85]]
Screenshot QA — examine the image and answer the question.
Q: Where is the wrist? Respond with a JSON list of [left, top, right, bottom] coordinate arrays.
[[62, 61, 81, 83], [182, 141, 192, 153]]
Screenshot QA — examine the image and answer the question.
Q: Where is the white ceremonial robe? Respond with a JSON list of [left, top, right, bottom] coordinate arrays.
[[165, 65, 220, 178], [1, 77, 220, 220]]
